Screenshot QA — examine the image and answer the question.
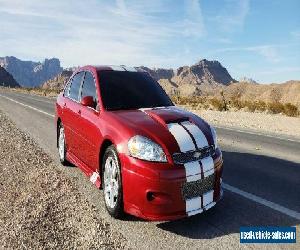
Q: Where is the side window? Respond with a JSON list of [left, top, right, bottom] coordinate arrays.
[[63, 80, 71, 97], [81, 71, 97, 104], [69, 72, 84, 101]]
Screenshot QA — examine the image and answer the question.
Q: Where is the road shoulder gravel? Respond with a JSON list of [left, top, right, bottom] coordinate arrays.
[[0, 110, 127, 249]]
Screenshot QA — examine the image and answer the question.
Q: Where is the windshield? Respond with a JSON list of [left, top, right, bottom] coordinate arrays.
[[98, 71, 174, 111]]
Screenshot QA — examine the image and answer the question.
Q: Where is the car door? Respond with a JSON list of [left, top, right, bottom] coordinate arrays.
[[62, 71, 85, 157], [77, 70, 102, 171]]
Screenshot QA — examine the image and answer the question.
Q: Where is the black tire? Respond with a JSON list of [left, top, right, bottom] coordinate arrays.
[[102, 145, 124, 219], [58, 123, 68, 166]]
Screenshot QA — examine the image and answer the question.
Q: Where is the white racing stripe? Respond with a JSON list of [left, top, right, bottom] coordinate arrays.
[[0, 94, 55, 118], [186, 197, 202, 216], [181, 121, 209, 148], [203, 190, 214, 207], [168, 121, 216, 216], [167, 123, 195, 152], [201, 157, 214, 177], [184, 161, 201, 182], [180, 121, 215, 179]]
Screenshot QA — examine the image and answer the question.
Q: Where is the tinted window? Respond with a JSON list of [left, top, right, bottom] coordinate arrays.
[[98, 71, 173, 110], [69, 72, 84, 101], [81, 71, 97, 103]]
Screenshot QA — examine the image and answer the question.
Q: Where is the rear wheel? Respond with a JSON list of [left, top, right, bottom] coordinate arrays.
[[102, 145, 124, 219], [58, 124, 68, 165]]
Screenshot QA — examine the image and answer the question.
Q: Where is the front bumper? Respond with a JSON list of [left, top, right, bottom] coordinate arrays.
[[121, 149, 224, 221]]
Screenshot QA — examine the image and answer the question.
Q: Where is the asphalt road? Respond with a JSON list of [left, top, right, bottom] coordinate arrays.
[[0, 89, 299, 249]]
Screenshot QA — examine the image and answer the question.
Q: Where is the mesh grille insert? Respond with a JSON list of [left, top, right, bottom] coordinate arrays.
[[182, 174, 215, 200]]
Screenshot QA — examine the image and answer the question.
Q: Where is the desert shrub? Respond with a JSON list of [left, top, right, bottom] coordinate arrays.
[[244, 100, 256, 112], [283, 103, 298, 117], [230, 98, 243, 110], [171, 95, 190, 105], [171, 95, 207, 109], [268, 102, 285, 114], [209, 97, 224, 111], [220, 90, 228, 111], [255, 100, 267, 112], [171, 94, 298, 117]]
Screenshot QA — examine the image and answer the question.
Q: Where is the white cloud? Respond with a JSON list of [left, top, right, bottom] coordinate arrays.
[[247, 46, 281, 63], [210, 44, 281, 63], [182, 0, 205, 38], [0, 0, 206, 67], [291, 30, 300, 39], [258, 66, 300, 75], [212, 0, 250, 33]]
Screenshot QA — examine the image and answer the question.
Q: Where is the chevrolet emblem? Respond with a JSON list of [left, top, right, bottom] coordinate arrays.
[[193, 151, 201, 158]]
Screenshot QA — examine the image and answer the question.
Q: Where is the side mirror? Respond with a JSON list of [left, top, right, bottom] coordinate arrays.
[[81, 96, 95, 108]]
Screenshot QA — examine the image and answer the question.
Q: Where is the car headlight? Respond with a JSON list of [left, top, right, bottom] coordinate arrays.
[[128, 135, 167, 162], [210, 126, 218, 148]]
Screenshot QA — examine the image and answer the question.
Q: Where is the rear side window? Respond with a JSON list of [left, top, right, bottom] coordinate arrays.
[[63, 81, 71, 97], [69, 72, 84, 101], [81, 71, 97, 103]]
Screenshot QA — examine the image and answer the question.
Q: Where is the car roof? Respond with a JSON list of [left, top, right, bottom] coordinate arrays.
[[79, 65, 146, 73]]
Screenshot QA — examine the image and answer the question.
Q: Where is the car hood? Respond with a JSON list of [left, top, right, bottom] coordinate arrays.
[[108, 106, 214, 155]]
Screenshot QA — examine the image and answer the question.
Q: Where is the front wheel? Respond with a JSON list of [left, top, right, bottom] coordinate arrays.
[[102, 145, 124, 219], [58, 124, 68, 166]]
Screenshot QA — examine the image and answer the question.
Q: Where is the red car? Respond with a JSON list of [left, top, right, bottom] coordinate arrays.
[[55, 65, 223, 221]]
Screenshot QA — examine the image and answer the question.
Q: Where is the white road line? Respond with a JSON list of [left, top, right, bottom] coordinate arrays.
[[12, 92, 55, 104], [181, 106, 300, 143], [1, 93, 300, 220], [0, 94, 55, 118], [214, 125, 299, 143], [223, 183, 300, 221]]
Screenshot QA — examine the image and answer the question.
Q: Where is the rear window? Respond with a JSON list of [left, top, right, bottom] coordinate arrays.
[[98, 71, 173, 110]]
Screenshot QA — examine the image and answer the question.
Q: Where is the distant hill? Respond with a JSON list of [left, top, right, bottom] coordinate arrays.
[[38, 59, 300, 108], [239, 77, 258, 84], [222, 80, 300, 108], [0, 56, 63, 87], [41, 70, 73, 90], [0, 66, 20, 87], [139, 59, 236, 96]]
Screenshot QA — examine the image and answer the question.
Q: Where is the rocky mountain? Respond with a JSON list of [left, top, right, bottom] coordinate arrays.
[[0, 56, 63, 87], [41, 70, 73, 90], [40, 59, 234, 96], [222, 80, 300, 108], [173, 59, 235, 86], [139, 66, 175, 81], [0, 66, 20, 87], [139, 59, 235, 96], [239, 77, 258, 84]]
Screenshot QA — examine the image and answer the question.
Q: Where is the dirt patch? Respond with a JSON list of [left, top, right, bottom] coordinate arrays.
[[0, 111, 127, 249], [193, 109, 300, 139]]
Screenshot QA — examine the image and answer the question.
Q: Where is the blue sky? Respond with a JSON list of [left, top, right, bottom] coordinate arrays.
[[0, 0, 299, 83]]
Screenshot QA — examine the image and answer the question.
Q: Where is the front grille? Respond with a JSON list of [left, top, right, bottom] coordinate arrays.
[[182, 174, 215, 200], [173, 145, 215, 164]]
